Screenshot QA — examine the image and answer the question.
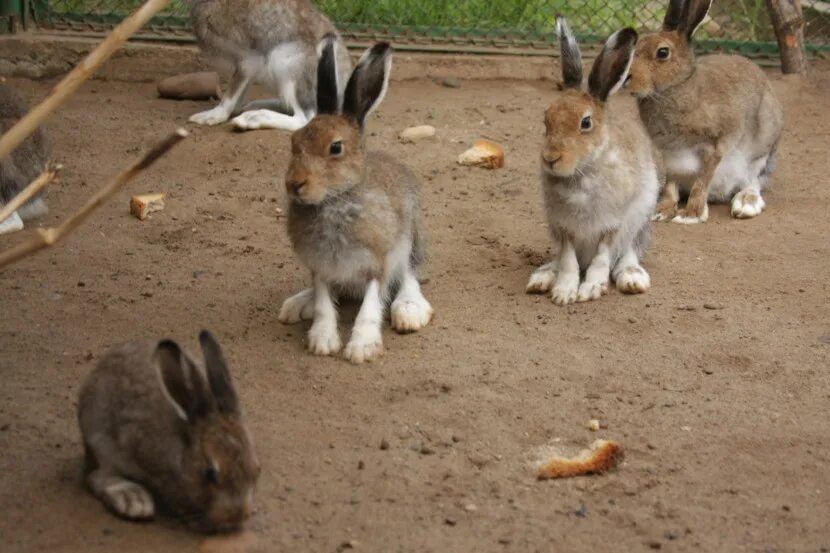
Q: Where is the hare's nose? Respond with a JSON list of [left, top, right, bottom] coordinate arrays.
[[287, 179, 307, 195], [543, 153, 561, 169]]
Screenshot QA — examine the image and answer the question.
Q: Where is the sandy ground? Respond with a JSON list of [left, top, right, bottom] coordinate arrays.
[[1, 61, 829, 553]]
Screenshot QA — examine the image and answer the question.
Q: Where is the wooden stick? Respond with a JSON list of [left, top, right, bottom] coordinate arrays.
[[0, 0, 172, 163], [0, 164, 61, 225], [766, 0, 808, 75], [0, 128, 188, 270]]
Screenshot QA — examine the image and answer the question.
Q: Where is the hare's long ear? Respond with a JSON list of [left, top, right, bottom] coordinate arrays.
[[342, 42, 392, 127], [198, 330, 239, 416], [678, 0, 711, 41], [155, 340, 211, 421], [663, 0, 687, 31], [588, 28, 638, 102], [316, 33, 341, 115], [556, 17, 582, 89]]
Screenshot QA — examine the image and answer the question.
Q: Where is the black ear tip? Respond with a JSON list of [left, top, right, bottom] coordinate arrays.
[[158, 339, 180, 351], [370, 42, 392, 57]]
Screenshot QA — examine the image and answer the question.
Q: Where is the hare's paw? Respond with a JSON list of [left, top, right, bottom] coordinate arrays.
[[104, 480, 155, 520], [307, 323, 341, 356], [576, 279, 608, 303], [391, 298, 433, 334], [279, 289, 314, 324], [672, 203, 709, 225], [189, 106, 231, 126], [652, 204, 677, 222], [526, 263, 558, 294], [551, 274, 580, 306], [731, 190, 765, 219], [344, 325, 383, 364], [232, 110, 308, 132], [616, 265, 651, 295]]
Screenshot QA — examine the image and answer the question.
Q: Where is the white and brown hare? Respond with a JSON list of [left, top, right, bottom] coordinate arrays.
[[526, 19, 660, 305], [628, 0, 784, 223], [187, 0, 351, 131], [78, 331, 260, 532], [278, 39, 433, 364]]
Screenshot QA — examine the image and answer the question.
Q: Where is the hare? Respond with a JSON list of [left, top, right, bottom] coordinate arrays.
[[77, 331, 260, 532], [627, 0, 784, 223], [0, 83, 49, 233], [526, 19, 660, 305], [278, 39, 433, 364], [187, 0, 351, 131]]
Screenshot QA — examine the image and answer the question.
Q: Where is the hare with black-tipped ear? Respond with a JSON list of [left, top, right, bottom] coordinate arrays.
[[277, 39, 433, 364], [77, 331, 260, 532], [186, 0, 351, 131], [526, 19, 660, 305], [0, 83, 49, 232], [627, 0, 784, 222]]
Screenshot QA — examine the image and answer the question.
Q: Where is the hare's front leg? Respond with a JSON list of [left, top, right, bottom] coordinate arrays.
[[279, 288, 315, 324], [577, 239, 612, 303], [673, 143, 723, 224], [391, 266, 433, 334], [344, 279, 384, 364], [653, 180, 680, 222], [307, 276, 342, 356], [551, 235, 580, 306], [190, 70, 251, 126]]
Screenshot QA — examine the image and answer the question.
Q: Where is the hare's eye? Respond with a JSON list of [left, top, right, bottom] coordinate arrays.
[[656, 47, 670, 60], [329, 141, 343, 156], [204, 467, 220, 486], [580, 116, 593, 132]]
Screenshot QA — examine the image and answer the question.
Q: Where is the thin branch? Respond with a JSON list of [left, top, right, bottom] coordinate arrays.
[[0, 164, 62, 225], [0, 0, 172, 163], [0, 128, 188, 270]]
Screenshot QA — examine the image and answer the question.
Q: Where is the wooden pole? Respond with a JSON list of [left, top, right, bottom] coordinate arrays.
[[0, 164, 60, 225], [766, 0, 808, 75], [0, 0, 172, 163], [0, 129, 187, 270]]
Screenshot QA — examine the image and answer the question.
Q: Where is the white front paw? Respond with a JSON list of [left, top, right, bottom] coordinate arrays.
[[577, 279, 608, 303], [526, 266, 557, 294], [551, 274, 579, 306], [671, 204, 709, 225], [104, 481, 155, 520], [189, 107, 230, 126], [616, 265, 651, 295], [307, 323, 341, 356], [731, 191, 765, 219], [278, 290, 314, 324], [391, 299, 434, 334], [344, 325, 383, 364]]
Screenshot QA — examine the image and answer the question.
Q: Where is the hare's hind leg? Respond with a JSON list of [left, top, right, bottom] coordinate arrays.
[[190, 69, 252, 126], [279, 288, 315, 324], [526, 260, 559, 294], [232, 80, 311, 131], [613, 247, 650, 295], [391, 268, 433, 334], [84, 436, 154, 520], [730, 154, 769, 219]]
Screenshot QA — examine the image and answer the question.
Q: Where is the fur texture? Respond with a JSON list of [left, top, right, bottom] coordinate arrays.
[[628, 0, 784, 222], [527, 21, 660, 305], [0, 84, 49, 220], [187, 0, 351, 131], [77, 331, 260, 532], [279, 43, 433, 364]]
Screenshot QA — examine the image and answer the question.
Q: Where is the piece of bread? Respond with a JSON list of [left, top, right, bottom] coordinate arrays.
[[157, 72, 221, 101], [537, 439, 623, 480], [457, 139, 505, 169], [130, 193, 166, 221]]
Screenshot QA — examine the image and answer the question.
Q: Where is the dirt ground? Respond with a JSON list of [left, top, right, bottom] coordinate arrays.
[[1, 60, 829, 553]]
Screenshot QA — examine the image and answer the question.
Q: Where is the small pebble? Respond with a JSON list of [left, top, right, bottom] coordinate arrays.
[[464, 503, 478, 512], [379, 439, 389, 450], [444, 517, 457, 526], [588, 419, 601, 432], [441, 77, 461, 88], [399, 125, 436, 143], [703, 303, 723, 310]]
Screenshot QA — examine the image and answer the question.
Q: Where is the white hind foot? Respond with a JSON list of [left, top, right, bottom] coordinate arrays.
[[672, 203, 709, 225], [731, 189, 765, 219], [391, 271, 433, 333], [89, 470, 155, 520], [189, 105, 232, 126], [0, 210, 24, 235], [231, 109, 310, 132], [526, 261, 558, 294], [615, 265, 651, 294], [279, 288, 315, 324]]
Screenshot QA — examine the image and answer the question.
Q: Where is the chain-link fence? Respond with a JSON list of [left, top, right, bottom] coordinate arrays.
[[26, 0, 830, 56]]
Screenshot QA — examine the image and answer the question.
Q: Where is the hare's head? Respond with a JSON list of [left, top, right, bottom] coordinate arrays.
[[286, 37, 392, 205], [154, 331, 260, 532], [628, 0, 712, 97], [542, 18, 638, 178]]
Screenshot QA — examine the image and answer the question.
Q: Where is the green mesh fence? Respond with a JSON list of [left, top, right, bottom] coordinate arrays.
[[29, 0, 830, 56]]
